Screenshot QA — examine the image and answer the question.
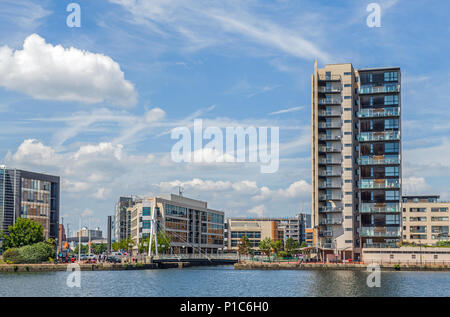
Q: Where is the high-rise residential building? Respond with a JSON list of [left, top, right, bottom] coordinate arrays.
[[402, 195, 449, 245], [0, 166, 60, 243], [311, 62, 402, 261]]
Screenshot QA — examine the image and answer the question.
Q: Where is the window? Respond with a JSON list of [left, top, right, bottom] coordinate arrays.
[[344, 108, 352, 111], [384, 95, 399, 105], [344, 120, 352, 123], [345, 144, 352, 147], [385, 119, 399, 129], [431, 207, 448, 212], [385, 143, 399, 153], [344, 132, 352, 135], [344, 84, 352, 87], [344, 96, 352, 99], [386, 191, 399, 200], [384, 71, 398, 82], [344, 72, 351, 76], [385, 166, 399, 177]]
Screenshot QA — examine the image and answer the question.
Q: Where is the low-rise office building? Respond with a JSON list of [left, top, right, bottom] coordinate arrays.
[[226, 214, 310, 251], [402, 195, 449, 245], [126, 194, 225, 255]]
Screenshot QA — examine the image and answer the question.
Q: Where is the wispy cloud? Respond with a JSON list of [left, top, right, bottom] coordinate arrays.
[[269, 106, 304, 115], [109, 0, 331, 62]]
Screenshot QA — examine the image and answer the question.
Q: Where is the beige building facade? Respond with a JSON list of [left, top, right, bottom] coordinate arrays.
[[402, 195, 449, 246]]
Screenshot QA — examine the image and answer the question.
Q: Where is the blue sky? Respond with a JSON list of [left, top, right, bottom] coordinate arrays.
[[0, 0, 449, 233]]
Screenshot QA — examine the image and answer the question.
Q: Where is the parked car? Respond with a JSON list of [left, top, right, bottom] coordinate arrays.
[[106, 256, 121, 263]]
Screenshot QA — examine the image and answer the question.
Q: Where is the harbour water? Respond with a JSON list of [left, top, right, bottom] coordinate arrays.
[[0, 266, 449, 297]]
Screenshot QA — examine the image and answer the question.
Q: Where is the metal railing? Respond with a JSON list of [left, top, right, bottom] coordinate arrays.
[[319, 98, 342, 105], [357, 108, 400, 118], [319, 135, 342, 141], [318, 122, 342, 129], [359, 131, 400, 142], [359, 85, 400, 94], [318, 110, 342, 116], [359, 157, 400, 165], [318, 74, 341, 81], [318, 86, 342, 93]]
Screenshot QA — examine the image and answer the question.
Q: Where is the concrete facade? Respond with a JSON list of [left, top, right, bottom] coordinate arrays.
[[402, 195, 449, 246]]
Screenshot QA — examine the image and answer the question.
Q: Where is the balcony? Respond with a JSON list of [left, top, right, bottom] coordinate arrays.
[[359, 156, 400, 165], [360, 203, 400, 213], [359, 179, 400, 189], [318, 74, 341, 81], [319, 218, 343, 225], [319, 134, 342, 141], [318, 146, 341, 153], [319, 182, 342, 189], [318, 158, 343, 165], [318, 86, 342, 93], [319, 194, 343, 201], [321, 243, 336, 249], [318, 122, 341, 129], [359, 131, 400, 142], [359, 84, 400, 94], [363, 243, 399, 248], [359, 227, 401, 237], [318, 109, 342, 117], [318, 170, 342, 177], [357, 107, 400, 118], [319, 97, 342, 105], [319, 230, 333, 237], [319, 206, 343, 213]]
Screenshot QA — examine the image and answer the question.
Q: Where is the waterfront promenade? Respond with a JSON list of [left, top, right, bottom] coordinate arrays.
[[234, 260, 450, 271]]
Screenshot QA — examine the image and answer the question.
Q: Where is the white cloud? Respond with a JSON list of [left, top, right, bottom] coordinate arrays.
[[269, 106, 304, 115], [81, 208, 93, 218], [0, 34, 137, 107], [248, 205, 265, 217], [74, 142, 124, 161], [11, 139, 57, 165], [402, 177, 432, 195]]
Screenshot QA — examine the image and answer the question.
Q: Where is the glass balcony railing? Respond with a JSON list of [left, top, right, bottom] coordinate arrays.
[[319, 206, 343, 213], [319, 194, 343, 201], [319, 230, 333, 237], [360, 203, 400, 213], [318, 86, 342, 93], [359, 131, 400, 142], [319, 182, 342, 189], [318, 74, 341, 81], [319, 98, 342, 105], [359, 179, 400, 189], [319, 135, 341, 141], [318, 110, 342, 116], [359, 85, 400, 94], [359, 156, 400, 165], [359, 227, 401, 237], [357, 107, 399, 118], [319, 218, 343, 225], [318, 122, 341, 129], [363, 243, 399, 248], [318, 146, 341, 153], [318, 171, 342, 177]]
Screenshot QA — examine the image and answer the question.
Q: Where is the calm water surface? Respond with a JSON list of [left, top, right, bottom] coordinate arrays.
[[0, 266, 449, 297]]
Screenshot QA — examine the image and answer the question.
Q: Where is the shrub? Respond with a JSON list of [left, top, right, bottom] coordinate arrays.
[[2, 248, 21, 264], [17, 242, 55, 264]]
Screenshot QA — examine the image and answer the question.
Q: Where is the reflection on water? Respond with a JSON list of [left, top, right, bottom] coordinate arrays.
[[0, 266, 448, 297]]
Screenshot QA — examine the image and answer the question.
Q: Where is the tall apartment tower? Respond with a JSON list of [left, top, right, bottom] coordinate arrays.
[[311, 61, 401, 261]]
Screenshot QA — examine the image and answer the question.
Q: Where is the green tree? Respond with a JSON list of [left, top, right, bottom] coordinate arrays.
[[112, 241, 121, 252], [285, 238, 300, 256], [300, 241, 308, 248], [271, 240, 282, 258], [73, 244, 89, 255], [2, 218, 44, 250], [238, 236, 251, 256], [258, 237, 273, 260], [151, 232, 171, 254], [91, 243, 107, 254]]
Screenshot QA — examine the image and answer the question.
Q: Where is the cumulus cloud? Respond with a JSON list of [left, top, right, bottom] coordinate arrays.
[[0, 34, 137, 107], [74, 142, 124, 161], [248, 205, 265, 217], [402, 177, 432, 195], [10, 139, 58, 165]]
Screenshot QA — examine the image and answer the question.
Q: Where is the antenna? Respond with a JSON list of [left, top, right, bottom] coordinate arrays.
[[178, 186, 184, 197]]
